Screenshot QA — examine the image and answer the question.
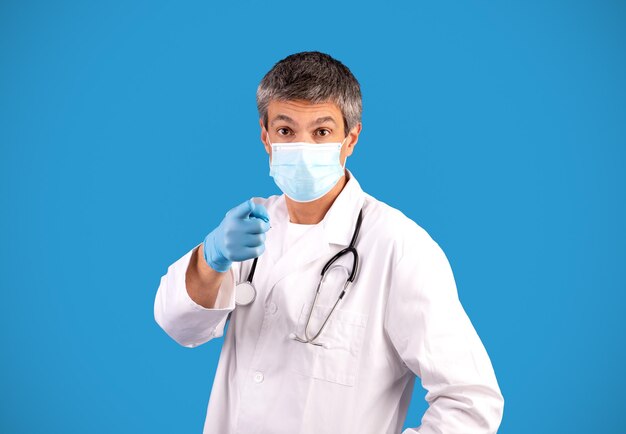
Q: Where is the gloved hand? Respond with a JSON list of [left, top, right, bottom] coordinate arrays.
[[202, 198, 271, 272]]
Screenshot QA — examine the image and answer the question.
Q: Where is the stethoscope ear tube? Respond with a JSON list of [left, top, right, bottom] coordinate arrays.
[[321, 246, 358, 282], [319, 208, 363, 282], [246, 255, 259, 283]]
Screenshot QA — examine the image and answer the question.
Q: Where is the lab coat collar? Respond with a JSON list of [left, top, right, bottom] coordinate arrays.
[[320, 168, 366, 246]]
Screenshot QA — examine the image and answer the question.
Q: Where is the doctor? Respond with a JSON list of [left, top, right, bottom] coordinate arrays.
[[154, 51, 504, 434]]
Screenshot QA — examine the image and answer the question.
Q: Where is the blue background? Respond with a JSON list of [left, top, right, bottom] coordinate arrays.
[[1, 1, 624, 433]]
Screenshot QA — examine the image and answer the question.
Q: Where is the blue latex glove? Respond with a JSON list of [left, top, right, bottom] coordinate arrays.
[[202, 198, 271, 272]]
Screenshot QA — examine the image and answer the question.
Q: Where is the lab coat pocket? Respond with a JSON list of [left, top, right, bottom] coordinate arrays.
[[292, 302, 368, 387]]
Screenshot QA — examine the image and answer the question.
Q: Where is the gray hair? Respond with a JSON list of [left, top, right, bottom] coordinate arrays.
[[256, 51, 362, 136]]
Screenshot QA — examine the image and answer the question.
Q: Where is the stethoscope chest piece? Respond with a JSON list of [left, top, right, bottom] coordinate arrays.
[[235, 281, 256, 306]]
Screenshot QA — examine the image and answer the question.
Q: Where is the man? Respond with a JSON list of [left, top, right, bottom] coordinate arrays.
[[154, 51, 504, 434]]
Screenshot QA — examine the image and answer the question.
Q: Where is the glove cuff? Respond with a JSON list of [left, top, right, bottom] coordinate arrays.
[[202, 233, 232, 273]]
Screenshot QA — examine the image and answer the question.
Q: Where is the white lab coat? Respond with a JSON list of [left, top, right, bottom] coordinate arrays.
[[154, 169, 504, 434]]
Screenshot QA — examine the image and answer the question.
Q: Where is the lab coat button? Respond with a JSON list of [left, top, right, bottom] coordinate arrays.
[[268, 302, 278, 314], [253, 371, 264, 383]]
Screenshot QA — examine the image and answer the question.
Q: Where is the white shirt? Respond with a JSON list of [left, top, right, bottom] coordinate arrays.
[[283, 220, 315, 258], [154, 169, 504, 434]]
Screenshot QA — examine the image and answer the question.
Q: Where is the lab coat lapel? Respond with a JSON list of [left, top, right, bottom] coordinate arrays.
[[264, 224, 329, 297]]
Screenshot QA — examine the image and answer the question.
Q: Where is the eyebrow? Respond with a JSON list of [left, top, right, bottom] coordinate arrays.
[[311, 116, 337, 126], [270, 114, 296, 125], [270, 114, 338, 127]]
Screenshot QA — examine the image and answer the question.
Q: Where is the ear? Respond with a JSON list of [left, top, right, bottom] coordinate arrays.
[[259, 118, 270, 155], [344, 122, 362, 157]]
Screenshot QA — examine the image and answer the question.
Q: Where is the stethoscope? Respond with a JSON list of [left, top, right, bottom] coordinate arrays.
[[234, 207, 364, 346]]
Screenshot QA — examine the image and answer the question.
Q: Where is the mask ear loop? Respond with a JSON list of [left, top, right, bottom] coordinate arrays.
[[340, 135, 348, 170], [267, 130, 273, 167]]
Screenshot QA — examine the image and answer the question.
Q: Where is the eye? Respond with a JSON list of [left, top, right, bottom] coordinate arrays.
[[277, 127, 292, 136], [316, 128, 332, 137]]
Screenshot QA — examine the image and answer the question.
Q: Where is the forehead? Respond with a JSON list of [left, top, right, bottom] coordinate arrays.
[[267, 99, 342, 123]]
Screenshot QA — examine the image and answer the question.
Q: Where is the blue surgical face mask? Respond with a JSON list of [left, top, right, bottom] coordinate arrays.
[[267, 134, 347, 203]]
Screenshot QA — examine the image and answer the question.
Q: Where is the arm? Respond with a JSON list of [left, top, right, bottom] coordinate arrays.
[[154, 243, 238, 348], [154, 198, 270, 348], [187, 242, 230, 309], [384, 235, 504, 434]]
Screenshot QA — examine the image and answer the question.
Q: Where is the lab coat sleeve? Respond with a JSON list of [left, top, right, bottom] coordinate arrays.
[[384, 235, 504, 434], [154, 242, 238, 348]]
